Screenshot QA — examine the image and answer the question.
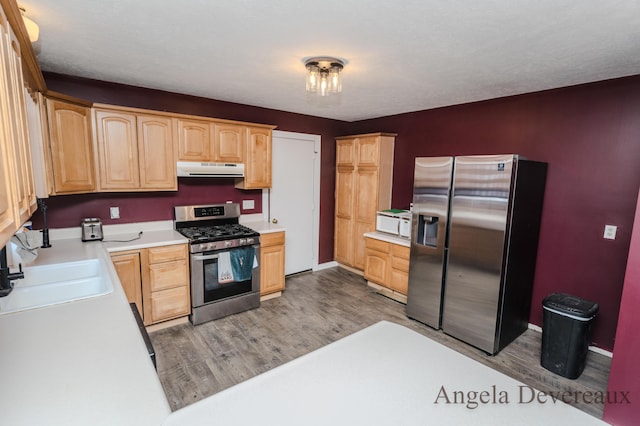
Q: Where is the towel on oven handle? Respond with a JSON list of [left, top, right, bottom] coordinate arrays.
[[230, 247, 256, 282], [218, 252, 235, 283]]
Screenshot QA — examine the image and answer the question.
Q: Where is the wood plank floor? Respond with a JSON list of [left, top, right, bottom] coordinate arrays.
[[150, 267, 611, 419]]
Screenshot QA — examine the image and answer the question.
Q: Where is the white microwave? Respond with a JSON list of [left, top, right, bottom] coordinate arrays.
[[376, 210, 411, 238]]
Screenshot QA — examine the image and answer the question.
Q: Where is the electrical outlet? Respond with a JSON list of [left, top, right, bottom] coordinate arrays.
[[110, 207, 120, 219], [603, 225, 617, 240], [242, 199, 255, 210]]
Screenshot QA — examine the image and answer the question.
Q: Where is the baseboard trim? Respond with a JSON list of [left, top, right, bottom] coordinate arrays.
[[260, 292, 282, 302], [587, 345, 613, 358], [146, 316, 189, 332], [527, 323, 542, 333], [367, 281, 407, 304], [313, 261, 338, 271], [336, 263, 364, 276]]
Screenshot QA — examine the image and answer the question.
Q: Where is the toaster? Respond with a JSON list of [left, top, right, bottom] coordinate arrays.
[[81, 218, 104, 242]]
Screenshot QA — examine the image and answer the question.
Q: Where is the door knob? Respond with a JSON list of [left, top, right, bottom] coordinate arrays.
[[272, 218, 278, 224]]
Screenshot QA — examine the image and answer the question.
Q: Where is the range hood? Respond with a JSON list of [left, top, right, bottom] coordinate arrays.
[[177, 161, 245, 178]]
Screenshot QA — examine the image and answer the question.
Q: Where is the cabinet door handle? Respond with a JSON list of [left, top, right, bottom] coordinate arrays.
[[272, 218, 278, 224]]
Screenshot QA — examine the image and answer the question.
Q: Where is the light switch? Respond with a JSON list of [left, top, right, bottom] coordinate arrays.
[[242, 199, 255, 210], [110, 207, 120, 219], [603, 225, 617, 240]]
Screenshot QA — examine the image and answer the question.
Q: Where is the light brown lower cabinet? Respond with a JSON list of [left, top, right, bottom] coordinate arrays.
[[110, 250, 143, 314], [364, 236, 410, 303], [260, 231, 285, 296], [110, 243, 190, 325]]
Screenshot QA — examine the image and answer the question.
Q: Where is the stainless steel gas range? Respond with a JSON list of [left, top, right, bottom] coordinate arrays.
[[174, 203, 260, 325]]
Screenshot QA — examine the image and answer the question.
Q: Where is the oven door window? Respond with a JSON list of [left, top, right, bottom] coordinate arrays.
[[202, 251, 253, 303]]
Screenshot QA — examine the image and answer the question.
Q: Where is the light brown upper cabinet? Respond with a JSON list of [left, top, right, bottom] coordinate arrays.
[[176, 118, 273, 189], [0, 8, 19, 247], [336, 138, 356, 167], [93, 106, 176, 191], [176, 118, 211, 162], [235, 126, 272, 189], [334, 133, 396, 270], [44, 97, 96, 194], [3, 28, 36, 224], [93, 109, 139, 190], [176, 119, 244, 163], [0, 7, 37, 247], [40, 97, 273, 194], [213, 123, 245, 163], [137, 115, 176, 189], [0, 139, 17, 247]]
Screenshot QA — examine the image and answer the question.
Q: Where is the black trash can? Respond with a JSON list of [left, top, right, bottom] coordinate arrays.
[[541, 293, 598, 379]]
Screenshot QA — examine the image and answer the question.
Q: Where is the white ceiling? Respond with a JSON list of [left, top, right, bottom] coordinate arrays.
[[21, 0, 640, 122]]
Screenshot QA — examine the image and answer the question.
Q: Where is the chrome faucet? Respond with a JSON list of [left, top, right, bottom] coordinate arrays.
[[0, 246, 23, 297]]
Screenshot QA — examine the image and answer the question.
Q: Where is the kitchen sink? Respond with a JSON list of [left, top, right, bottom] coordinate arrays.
[[0, 259, 113, 315]]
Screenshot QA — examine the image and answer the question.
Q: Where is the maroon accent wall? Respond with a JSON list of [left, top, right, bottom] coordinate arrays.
[[41, 72, 349, 263], [346, 75, 640, 351], [30, 179, 262, 228], [603, 189, 640, 425]]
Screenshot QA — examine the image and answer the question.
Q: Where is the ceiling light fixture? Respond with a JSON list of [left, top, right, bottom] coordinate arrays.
[[19, 7, 39, 43], [305, 57, 344, 97]]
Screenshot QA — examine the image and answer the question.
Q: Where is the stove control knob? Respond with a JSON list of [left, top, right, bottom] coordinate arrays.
[[239, 238, 246, 245], [247, 238, 255, 245], [206, 243, 214, 251], [224, 240, 233, 247]]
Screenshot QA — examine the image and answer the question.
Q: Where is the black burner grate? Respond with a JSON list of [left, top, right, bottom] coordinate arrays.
[[178, 224, 259, 243]]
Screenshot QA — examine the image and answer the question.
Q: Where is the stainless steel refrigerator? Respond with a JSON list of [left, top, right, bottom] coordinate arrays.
[[406, 154, 547, 354]]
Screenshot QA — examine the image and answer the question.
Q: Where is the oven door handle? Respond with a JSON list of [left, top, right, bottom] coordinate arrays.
[[192, 253, 220, 261]]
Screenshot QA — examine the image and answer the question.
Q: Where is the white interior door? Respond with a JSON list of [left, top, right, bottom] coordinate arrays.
[[266, 131, 320, 275]]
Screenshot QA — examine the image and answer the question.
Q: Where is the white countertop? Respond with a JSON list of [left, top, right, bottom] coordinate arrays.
[[364, 231, 411, 247], [102, 229, 187, 253], [0, 229, 181, 425], [241, 219, 286, 234], [0, 219, 280, 425]]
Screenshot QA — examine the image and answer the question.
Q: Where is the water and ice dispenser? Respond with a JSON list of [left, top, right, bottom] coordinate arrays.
[[416, 214, 439, 247]]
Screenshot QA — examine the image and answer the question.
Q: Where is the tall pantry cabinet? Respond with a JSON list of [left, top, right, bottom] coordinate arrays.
[[334, 133, 396, 270]]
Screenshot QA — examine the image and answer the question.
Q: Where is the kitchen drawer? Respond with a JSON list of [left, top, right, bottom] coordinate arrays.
[[147, 244, 187, 264], [365, 237, 389, 253], [149, 285, 190, 323], [149, 260, 189, 291], [390, 244, 410, 259], [261, 231, 285, 247], [391, 255, 410, 272]]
